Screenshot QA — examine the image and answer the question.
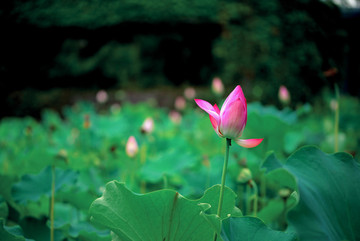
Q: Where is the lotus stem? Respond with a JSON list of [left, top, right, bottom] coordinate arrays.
[[214, 138, 231, 241], [50, 165, 55, 241], [334, 85, 340, 152]]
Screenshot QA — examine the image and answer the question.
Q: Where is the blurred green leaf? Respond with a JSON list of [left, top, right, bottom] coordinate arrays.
[[0, 218, 34, 241], [220, 217, 298, 241], [11, 166, 78, 204], [0, 196, 9, 219]]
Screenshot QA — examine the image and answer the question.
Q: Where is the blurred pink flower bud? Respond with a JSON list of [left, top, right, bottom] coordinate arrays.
[[96, 90, 108, 104], [141, 117, 154, 134], [175, 96, 186, 110], [195, 85, 263, 148], [126, 136, 138, 158], [184, 87, 196, 100], [169, 111, 182, 124], [278, 85, 290, 104], [212, 77, 224, 95]]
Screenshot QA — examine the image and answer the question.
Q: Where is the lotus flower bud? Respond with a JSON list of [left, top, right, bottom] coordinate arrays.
[[96, 90, 108, 104], [278, 85, 290, 105], [175, 96, 186, 111], [212, 77, 224, 95], [126, 136, 138, 158], [141, 117, 154, 134], [184, 87, 196, 100], [195, 85, 263, 148], [330, 99, 338, 111], [169, 111, 182, 124], [278, 188, 291, 199], [237, 168, 252, 183]]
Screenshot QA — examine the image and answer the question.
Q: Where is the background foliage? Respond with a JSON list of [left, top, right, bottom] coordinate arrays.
[[2, 0, 357, 118]]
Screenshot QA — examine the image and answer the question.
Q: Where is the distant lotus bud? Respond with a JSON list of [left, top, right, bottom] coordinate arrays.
[[169, 111, 182, 124], [141, 117, 154, 134], [278, 188, 291, 200], [96, 90, 108, 104], [278, 85, 290, 105], [56, 149, 68, 163], [212, 77, 224, 95], [184, 87, 196, 100], [56, 149, 68, 159], [237, 168, 252, 184], [175, 96, 186, 110], [330, 99, 338, 111], [126, 136, 138, 158], [110, 103, 121, 114]]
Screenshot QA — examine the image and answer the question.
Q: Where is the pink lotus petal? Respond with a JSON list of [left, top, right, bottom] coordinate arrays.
[[235, 138, 263, 148], [213, 103, 220, 114], [209, 115, 218, 131], [220, 99, 246, 139], [220, 85, 245, 116], [195, 99, 220, 124]]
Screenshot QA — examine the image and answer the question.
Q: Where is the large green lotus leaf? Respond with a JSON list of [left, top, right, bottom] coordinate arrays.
[[284, 131, 304, 154], [57, 187, 98, 211], [0, 195, 9, 219], [220, 217, 298, 241], [0, 218, 34, 241], [262, 146, 360, 241], [244, 103, 297, 156], [259, 156, 299, 226], [67, 222, 111, 241], [89, 181, 242, 241], [139, 147, 197, 184], [257, 196, 298, 229], [50, 203, 111, 241], [19, 217, 65, 241], [197, 184, 242, 219], [11, 166, 78, 204]]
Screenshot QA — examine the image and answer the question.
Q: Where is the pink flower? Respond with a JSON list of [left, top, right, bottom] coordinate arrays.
[[278, 85, 290, 104], [175, 96, 186, 110], [212, 77, 224, 95], [96, 90, 108, 104], [169, 110, 182, 124], [141, 117, 154, 134], [195, 85, 263, 148], [184, 87, 196, 100], [126, 136, 138, 158]]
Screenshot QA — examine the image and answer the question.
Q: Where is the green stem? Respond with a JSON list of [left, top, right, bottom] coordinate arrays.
[[140, 145, 147, 193], [243, 183, 247, 216], [50, 165, 55, 241], [214, 138, 231, 241], [281, 199, 287, 230], [163, 174, 168, 189], [217, 138, 231, 218], [250, 180, 258, 216], [334, 85, 340, 152]]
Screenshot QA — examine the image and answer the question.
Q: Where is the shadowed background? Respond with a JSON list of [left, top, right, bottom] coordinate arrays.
[[1, 0, 359, 118]]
